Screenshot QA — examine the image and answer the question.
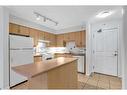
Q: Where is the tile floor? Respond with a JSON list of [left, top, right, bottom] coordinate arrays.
[[11, 72, 122, 90], [78, 73, 122, 89]]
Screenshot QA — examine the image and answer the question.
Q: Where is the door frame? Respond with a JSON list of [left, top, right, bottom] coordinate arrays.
[[91, 25, 121, 77]]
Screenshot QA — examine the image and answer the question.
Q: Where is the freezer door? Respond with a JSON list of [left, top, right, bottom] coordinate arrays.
[[10, 49, 33, 87], [10, 35, 33, 49]]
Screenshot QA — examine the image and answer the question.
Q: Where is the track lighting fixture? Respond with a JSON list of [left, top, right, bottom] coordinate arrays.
[[34, 11, 58, 26]]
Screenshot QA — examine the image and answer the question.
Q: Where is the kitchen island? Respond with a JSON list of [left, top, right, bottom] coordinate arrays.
[[12, 57, 78, 89]]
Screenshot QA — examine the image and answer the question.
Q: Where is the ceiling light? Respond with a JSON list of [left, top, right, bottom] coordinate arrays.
[[96, 11, 112, 18]]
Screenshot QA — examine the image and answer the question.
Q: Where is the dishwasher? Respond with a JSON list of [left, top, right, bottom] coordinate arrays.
[[73, 55, 85, 74]]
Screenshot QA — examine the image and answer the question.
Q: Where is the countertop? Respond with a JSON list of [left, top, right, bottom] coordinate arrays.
[[12, 57, 78, 78], [33, 53, 42, 57]]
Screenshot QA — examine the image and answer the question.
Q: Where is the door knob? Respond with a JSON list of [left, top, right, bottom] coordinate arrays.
[[114, 53, 118, 56]]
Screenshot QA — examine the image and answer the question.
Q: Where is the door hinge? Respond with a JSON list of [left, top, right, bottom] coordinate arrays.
[[93, 34, 95, 38], [93, 66, 95, 69], [93, 50, 95, 54]]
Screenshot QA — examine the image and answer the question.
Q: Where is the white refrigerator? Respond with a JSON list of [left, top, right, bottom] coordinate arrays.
[[9, 35, 34, 87]]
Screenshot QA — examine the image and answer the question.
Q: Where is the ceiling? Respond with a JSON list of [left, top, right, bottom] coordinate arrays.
[[7, 6, 122, 30]]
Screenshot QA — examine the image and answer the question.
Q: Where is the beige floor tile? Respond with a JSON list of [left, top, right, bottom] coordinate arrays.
[[97, 80, 110, 89], [110, 80, 122, 85], [110, 83, 122, 89], [83, 84, 97, 89], [110, 80, 122, 89], [96, 87, 105, 90], [89, 74, 100, 81], [78, 81, 85, 89], [11, 73, 122, 90], [99, 78, 110, 83], [86, 79, 98, 87], [78, 73, 89, 83], [109, 76, 121, 83], [99, 74, 110, 79]]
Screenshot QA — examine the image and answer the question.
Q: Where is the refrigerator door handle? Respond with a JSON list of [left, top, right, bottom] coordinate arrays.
[[10, 48, 21, 50], [22, 48, 33, 50]]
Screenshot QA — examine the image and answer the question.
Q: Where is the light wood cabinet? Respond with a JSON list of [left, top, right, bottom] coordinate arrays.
[[54, 53, 73, 58], [49, 33, 56, 47], [9, 23, 85, 48], [75, 31, 82, 47], [34, 56, 42, 63], [9, 23, 30, 36], [38, 31, 44, 40], [19, 26, 29, 36], [9, 23, 20, 34], [68, 32, 75, 41], [44, 32, 50, 40], [56, 31, 86, 47], [29, 28, 39, 46], [56, 34, 64, 47], [81, 30, 86, 47], [63, 33, 69, 42]]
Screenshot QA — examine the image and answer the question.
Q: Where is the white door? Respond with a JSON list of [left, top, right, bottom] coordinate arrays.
[[93, 28, 118, 76]]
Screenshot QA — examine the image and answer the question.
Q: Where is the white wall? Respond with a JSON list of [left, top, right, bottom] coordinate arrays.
[[55, 25, 86, 34], [0, 7, 9, 89], [86, 22, 93, 75], [86, 19, 123, 77], [123, 6, 127, 89], [10, 15, 86, 34], [9, 15, 56, 34]]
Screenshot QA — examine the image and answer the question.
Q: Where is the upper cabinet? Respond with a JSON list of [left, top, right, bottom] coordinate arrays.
[[19, 26, 29, 36], [9, 23, 56, 47], [38, 30, 44, 40], [75, 31, 82, 47], [9, 23, 20, 34], [9, 23, 30, 36], [56, 31, 86, 47], [81, 30, 86, 47], [29, 28, 39, 46], [56, 34, 64, 47], [48, 33, 56, 47], [9, 23, 86, 48]]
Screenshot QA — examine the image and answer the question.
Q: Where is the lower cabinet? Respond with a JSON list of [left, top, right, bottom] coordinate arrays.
[[54, 53, 73, 58], [34, 56, 42, 63]]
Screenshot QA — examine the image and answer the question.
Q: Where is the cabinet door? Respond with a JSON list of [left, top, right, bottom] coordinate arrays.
[[34, 56, 42, 63], [64, 33, 69, 42], [75, 31, 82, 47], [69, 32, 75, 41], [56, 34, 64, 47], [29, 28, 39, 46], [49, 34, 56, 47], [38, 31, 44, 40], [19, 26, 29, 36], [81, 31, 86, 47], [9, 23, 20, 34], [44, 32, 50, 41]]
